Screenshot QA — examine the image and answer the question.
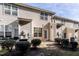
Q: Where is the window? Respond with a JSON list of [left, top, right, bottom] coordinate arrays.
[[12, 5, 18, 16], [40, 12, 44, 19], [0, 25, 4, 37], [14, 29, 18, 37], [34, 27, 42, 37], [5, 25, 12, 32], [40, 12, 48, 20], [44, 30, 47, 38], [45, 13, 48, 20], [5, 25, 12, 37], [4, 4, 11, 15], [0, 25, 4, 31], [3, 3, 18, 16], [74, 23, 78, 28]]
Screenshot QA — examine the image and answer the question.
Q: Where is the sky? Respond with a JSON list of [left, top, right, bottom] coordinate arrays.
[[28, 3, 79, 21]]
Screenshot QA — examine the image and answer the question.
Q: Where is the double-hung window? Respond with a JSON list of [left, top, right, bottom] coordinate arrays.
[[5, 25, 12, 32], [34, 27, 42, 37], [4, 4, 11, 15], [40, 12, 44, 19], [12, 5, 18, 16], [45, 13, 48, 20], [0, 25, 4, 37], [40, 12, 48, 20], [3, 3, 18, 16]]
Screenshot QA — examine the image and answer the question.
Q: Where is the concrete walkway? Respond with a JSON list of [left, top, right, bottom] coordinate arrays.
[[39, 41, 58, 49]]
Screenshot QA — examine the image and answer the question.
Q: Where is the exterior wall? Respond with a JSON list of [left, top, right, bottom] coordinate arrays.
[[51, 16, 79, 43], [65, 22, 74, 28], [66, 28, 75, 41], [50, 20, 56, 41], [0, 4, 18, 38], [0, 3, 79, 42], [20, 22, 31, 39], [0, 4, 17, 25], [0, 3, 52, 40], [18, 5, 52, 40], [77, 31, 79, 44]]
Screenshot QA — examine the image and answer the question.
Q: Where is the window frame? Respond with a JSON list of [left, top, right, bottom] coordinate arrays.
[[12, 5, 18, 16], [3, 3, 18, 16], [34, 27, 42, 37], [4, 3, 11, 15], [45, 13, 48, 20], [40, 12, 48, 20]]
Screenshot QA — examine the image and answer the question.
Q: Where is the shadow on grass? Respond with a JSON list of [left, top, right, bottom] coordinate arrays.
[[1, 47, 64, 56], [1, 44, 79, 56]]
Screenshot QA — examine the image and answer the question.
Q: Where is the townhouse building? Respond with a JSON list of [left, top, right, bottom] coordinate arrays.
[[0, 3, 55, 41], [0, 3, 79, 43], [51, 16, 79, 42]]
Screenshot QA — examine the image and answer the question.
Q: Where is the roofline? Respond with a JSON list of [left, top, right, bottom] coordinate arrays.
[[53, 15, 79, 23], [13, 3, 55, 15]]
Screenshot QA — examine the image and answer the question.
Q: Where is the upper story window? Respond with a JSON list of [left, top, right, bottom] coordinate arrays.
[[45, 13, 48, 20], [40, 12, 48, 20], [12, 5, 18, 16], [3, 3, 18, 16], [40, 12, 44, 19], [4, 4, 11, 15], [73, 23, 78, 28]]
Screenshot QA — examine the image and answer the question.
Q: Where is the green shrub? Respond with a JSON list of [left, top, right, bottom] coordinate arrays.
[[1, 39, 15, 51], [70, 37, 75, 42], [70, 41, 78, 50], [61, 39, 69, 48], [31, 39, 41, 48], [15, 41, 31, 52], [55, 38, 62, 44], [19, 39, 27, 41], [13, 37, 19, 40]]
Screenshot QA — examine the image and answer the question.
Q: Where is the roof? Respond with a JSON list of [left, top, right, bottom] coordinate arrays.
[[12, 3, 79, 23], [53, 15, 79, 24], [13, 3, 55, 15]]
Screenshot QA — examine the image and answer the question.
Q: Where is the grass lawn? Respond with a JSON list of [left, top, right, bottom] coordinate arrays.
[[1, 47, 79, 56], [1, 43, 79, 56], [61, 49, 79, 56], [0, 49, 8, 55]]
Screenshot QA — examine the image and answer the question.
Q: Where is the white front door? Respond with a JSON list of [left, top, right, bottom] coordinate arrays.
[[44, 29, 48, 40]]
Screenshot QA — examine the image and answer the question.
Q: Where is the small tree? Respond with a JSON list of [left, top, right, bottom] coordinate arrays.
[[61, 39, 69, 48], [31, 39, 41, 48], [70, 41, 78, 50], [1, 39, 15, 51], [70, 37, 78, 50], [15, 40, 31, 53]]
